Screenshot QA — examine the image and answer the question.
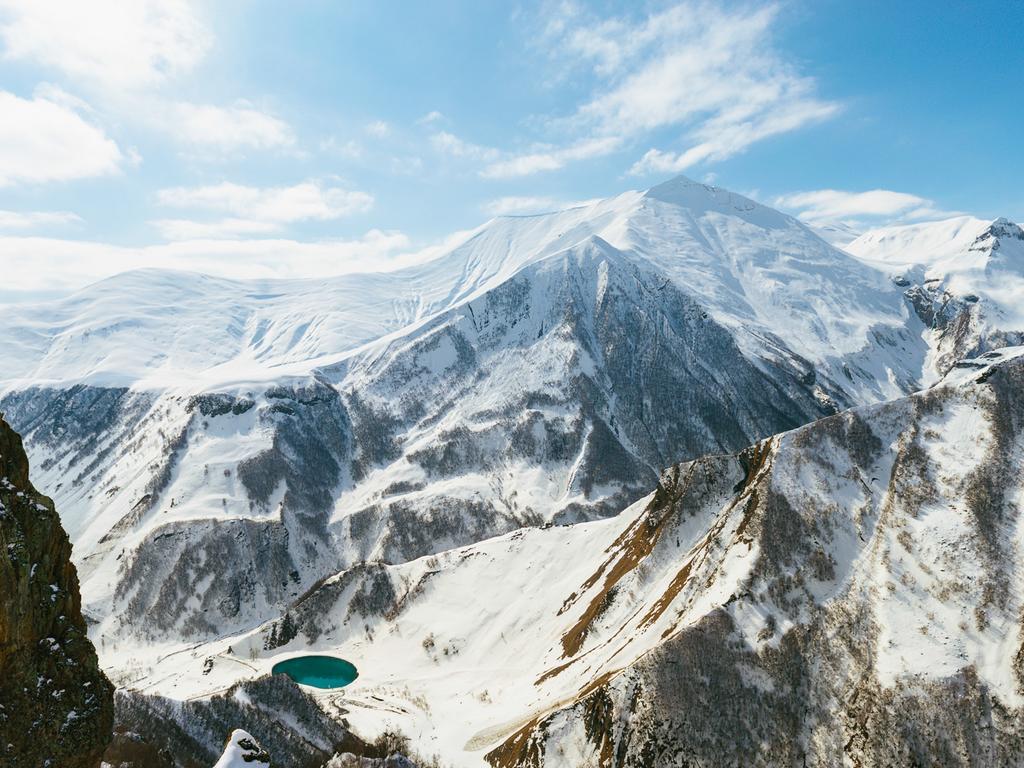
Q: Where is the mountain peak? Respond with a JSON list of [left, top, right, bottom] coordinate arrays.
[[967, 216, 1024, 255], [645, 174, 733, 204], [985, 216, 1024, 241], [643, 174, 792, 230]]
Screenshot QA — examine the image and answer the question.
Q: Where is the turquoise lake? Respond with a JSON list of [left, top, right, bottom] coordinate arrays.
[[271, 655, 359, 689]]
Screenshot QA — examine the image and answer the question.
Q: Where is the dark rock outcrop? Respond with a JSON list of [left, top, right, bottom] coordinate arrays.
[[0, 415, 114, 766]]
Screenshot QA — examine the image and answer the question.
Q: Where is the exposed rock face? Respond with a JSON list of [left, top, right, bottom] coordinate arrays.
[[0, 415, 114, 766], [1, 381, 357, 642], [486, 348, 1024, 768], [904, 282, 1023, 376], [324, 754, 417, 768]]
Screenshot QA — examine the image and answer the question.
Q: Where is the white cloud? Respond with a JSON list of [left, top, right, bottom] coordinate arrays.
[[171, 101, 295, 151], [0, 89, 123, 186], [365, 120, 391, 137], [320, 137, 364, 159], [428, 2, 835, 179], [0, 0, 210, 90], [539, 1, 838, 176], [481, 196, 599, 216], [481, 136, 621, 179], [628, 98, 838, 175], [432, 130, 619, 179], [416, 110, 444, 125], [0, 209, 82, 230], [1, 4, 297, 159], [30, 82, 96, 113], [431, 131, 500, 162], [157, 180, 373, 221], [773, 188, 958, 228], [153, 180, 374, 239]]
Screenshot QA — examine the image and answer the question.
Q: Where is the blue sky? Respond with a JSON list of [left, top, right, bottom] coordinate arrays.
[[0, 0, 1021, 294]]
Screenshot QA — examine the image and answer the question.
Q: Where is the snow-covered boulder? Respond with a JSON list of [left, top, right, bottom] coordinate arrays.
[[212, 728, 270, 767]]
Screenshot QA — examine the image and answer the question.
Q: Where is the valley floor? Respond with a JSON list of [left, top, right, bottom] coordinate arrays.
[[103, 493, 687, 764]]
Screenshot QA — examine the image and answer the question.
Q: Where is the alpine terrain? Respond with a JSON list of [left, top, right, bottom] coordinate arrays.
[[1, 176, 1023, 766]]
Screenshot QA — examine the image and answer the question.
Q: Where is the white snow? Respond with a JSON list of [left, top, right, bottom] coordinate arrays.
[[0, 176, 960, 404], [4, 177, 1024, 765], [848, 215, 1024, 328], [102, 484, 767, 765], [212, 728, 269, 768]]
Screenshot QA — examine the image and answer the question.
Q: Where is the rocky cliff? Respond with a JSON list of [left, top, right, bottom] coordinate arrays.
[[0, 415, 113, 766]]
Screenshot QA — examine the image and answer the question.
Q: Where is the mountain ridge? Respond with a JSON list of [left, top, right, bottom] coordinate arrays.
[[105, 345, 1024, 767], [2, 175, 1023, 766], [2, 175, 1019, 649], [0, 176, 927, 395]]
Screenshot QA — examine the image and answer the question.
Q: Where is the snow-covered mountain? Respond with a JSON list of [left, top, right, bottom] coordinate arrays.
[[108, 346, 1024, 767], [1, 178, 1020, 645], [2, 177, 928, 398], [486, 345, 1024, 767], [1, 175, 1023, 765], [0, 177, 921, 641], [848, 215, 1024, 375]]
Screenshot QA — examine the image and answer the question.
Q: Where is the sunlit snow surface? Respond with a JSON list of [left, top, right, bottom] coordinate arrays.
[[848, 215, 1024, 330], [212, 729, 269, 768], [0, 177, 922, 398], [3, 177, 1024, 766], [100, 348, 1024, 766]]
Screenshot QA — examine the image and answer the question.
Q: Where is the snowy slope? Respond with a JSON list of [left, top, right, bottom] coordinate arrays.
[[848, 215, 1024, 322], [1, 177, 919, 398], [5, 183, 1018, 400], [0, 176, 925, 641], [97, 472, 762, 762], [0, 193, 641, 390], [1, 176, 1023, 720], [489, 345, 1024, 767], [848, 215, 1024, 378], [1, 239, 839, 642], [107, 346, 1024, 767]]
